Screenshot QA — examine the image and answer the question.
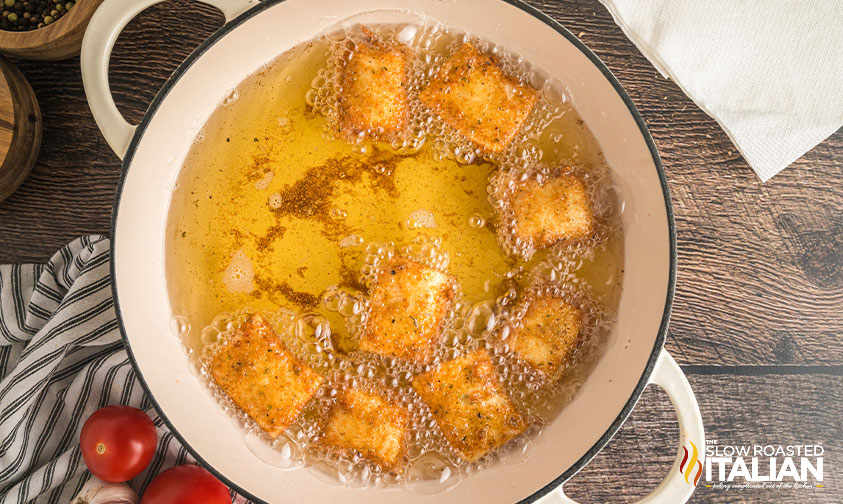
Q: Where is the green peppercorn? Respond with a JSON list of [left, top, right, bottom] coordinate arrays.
[[3, 0, 13, 7], [42, 14, 52, 23], [7, 12, 17, 21], [64, 0, 72, 8]]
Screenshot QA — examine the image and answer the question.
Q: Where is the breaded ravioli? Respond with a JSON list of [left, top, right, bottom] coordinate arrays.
[[412, 349, 527, 462], [338, 38, 408, 138], [361, 257, 455, 364], [493, 168, 594, 249], [509, 295, 582, 378], [210, 314, 323, 438], [419, 42, 538, 153], [321, 387, 409, 470]]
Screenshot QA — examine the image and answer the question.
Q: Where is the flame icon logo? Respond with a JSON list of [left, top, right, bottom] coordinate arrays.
[[679, 440, 703, 486]]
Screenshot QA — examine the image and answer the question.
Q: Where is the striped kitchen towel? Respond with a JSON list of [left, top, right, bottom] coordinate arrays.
[[0, 236, 246, 504]]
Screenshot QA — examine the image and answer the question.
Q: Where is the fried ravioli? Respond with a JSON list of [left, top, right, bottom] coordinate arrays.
[[321, 387, 409, 470], [493, 168, 594, 249], [419, 42, 538, 153], [412, 349, 527, 462], [210, 314, 323, 438], [360, 257, 455, 364], [509, 295, 582, 378], [338, 39, 409, 139]]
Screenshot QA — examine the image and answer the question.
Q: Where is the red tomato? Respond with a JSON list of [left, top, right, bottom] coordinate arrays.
[[79, 405, 157, 483], [141, 465, 230, 504]]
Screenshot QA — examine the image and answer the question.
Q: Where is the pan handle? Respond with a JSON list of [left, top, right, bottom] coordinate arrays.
[[80, 0, 259, 159], [539, 350, 706, 504]]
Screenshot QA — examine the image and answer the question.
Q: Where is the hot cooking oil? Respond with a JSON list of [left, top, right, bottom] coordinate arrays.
[[166, 21, 625, 491]]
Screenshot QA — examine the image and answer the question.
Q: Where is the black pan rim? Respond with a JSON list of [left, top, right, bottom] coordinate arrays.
[[109, 1, 677, 502]]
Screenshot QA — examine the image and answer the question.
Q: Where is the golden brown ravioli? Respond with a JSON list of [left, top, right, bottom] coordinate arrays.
[[492, 167, 594, 250], [509, 295, 582, 378], [420, 42, 538, 153], [361, 257, 455, 364], [412, 349, 527, 462], [338, 38, 409, 139], [321, 387, 409, 470], [210, 314, 323, 438]]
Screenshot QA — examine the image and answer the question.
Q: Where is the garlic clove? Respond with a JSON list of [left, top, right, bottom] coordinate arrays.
[[72, 476, 139, 504]]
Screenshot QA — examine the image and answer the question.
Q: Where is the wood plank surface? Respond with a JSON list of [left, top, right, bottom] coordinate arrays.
[[0, 1, 224, 262], [526, 0, 843, 367], [564, 373, 842, 503]]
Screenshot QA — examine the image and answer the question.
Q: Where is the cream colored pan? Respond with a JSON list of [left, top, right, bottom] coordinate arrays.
[[81, 0, 705, 502]]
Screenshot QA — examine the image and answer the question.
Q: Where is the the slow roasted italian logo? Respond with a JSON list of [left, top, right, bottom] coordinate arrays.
[[680, 440, 703, 486]]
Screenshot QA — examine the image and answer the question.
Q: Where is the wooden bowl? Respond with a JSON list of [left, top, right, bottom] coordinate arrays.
[[0, 0, 104, 61], [0, 55, 40, 202]]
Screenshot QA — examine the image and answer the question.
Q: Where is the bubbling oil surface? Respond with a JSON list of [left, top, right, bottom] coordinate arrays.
[[166, 21, 625, 493]]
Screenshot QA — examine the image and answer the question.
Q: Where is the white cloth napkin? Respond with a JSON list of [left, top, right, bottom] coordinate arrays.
[[597, 0, 843, 181]]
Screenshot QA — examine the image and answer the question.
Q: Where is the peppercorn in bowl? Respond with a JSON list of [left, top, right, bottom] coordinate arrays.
[[0, 0, 103, 60]]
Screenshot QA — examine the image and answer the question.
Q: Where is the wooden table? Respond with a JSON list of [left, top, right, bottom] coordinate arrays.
[[1, 1, 840, 502]]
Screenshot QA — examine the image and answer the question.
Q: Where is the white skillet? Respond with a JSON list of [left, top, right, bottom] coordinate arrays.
[[81, 0, 705, 502]]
